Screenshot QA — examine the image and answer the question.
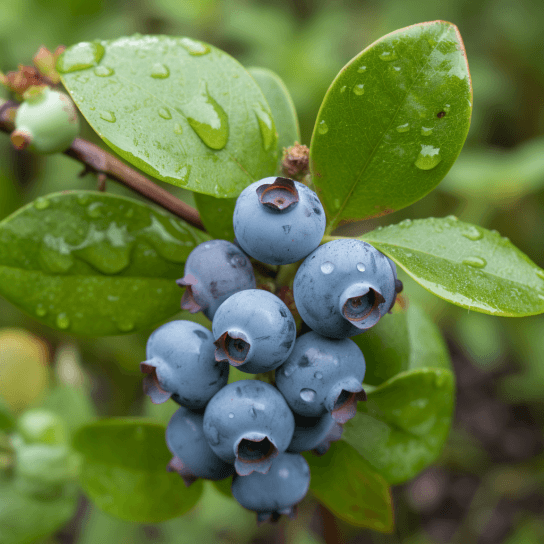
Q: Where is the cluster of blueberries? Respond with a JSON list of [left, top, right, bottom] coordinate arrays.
[[140, 177, 402, 523]]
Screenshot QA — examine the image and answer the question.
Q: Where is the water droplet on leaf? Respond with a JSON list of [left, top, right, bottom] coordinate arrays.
[[34, 197, 50, 210], [150, 63, 170, 79], [536, 270, 544, 281], [462, 256, 487, 268], [35, 304, 47, 317], [352, 83, 365, 95], [56, 313, 70, 330], [173, 123, 183, 135], [357, 65, 367, 72], [317, 120, 328, 134], [99, 111, 116, 123], [87, 202, 104, 218], [180, 37, 211, 56], [379, 50, 397, 61], [421, 126, 433, 136], [253, 105, 275, 151], [462, 226, 483, 241], [57, 41, 105, 73], [414, 145, 441, 170], [158, 107, 172, 120], [396, 123, 410, 133], [94, 66, 114, 77]]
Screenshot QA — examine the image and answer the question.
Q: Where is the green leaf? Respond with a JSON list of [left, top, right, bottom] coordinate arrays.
[[74, 418, 203, 522], [0, 480, 77, 544], [0, 398, 15, 431], [58, 36, 278, 197], [304, 441, 393, 532], [353, 302, 451, 386], [0, 191, 208, 336], [193, 193, 236, 240], [343, 368, 455, 484], [310, 21, 472, 228], [360, 216, 544, 316], [247, 66, 300, 162]]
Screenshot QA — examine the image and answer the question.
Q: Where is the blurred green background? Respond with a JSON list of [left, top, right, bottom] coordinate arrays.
[[2, 0, 544, 542]]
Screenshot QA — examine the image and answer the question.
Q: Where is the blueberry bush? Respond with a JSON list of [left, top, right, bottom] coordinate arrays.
[[1, 13, 544, 544]]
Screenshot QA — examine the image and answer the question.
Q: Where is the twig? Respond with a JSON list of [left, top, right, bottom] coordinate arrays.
[[0, 99, 205, 231]]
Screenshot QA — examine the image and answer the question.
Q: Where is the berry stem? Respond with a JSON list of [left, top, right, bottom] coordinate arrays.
[[0, 98, 205, 232]]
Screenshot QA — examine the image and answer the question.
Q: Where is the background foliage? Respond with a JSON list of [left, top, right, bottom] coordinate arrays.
[[2, 0, 544, 543]]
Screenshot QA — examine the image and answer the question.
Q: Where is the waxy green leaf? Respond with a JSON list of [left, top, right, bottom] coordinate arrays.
[[305, 441, 393, 532], [247, 66, 300, 163], [0, 398, 15, 431], [58, 36, 278, 197], [353, 302, 451, 386], [193, 193, 236, 240], [74, 419, 203, 522], [360, 216, 544, 316], [343, 368, 455, 484], [0, 191, 208, 336], [310, 21, 472, 228]]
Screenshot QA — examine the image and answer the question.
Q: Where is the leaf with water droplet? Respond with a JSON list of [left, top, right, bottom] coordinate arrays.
[[0, 191, 209, 335], [59, 35, 277, 197], [74, 419, 203, 522], [247, 66, 299, 167], [343, 367, 454, 484], [353, 302, 451, 386], [304, 441, 393, 531], [310, 21, 472, 229], [360, 217, 544, 316]]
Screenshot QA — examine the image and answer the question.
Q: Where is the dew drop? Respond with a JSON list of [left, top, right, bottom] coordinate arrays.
[[77, 193, 90, 206], [321, 261, 334, 274], [182, 82, 229, 150], [158, 107, 172, 120], [125, 208, 134, 218], [180, 37, 211, 56], [150, 63, 170, 79], [94, 66, 114, 77], [57, 41, 105, 73], [536, 270, 544, 281], [446, 215, 458, 221], [379, 50, 397, 61], [399, 218, 412, 227], [56, 313, 70, 330], [414, 145, 441, 170], [333, 198, 341, 210], [253, 105, 275, 151], [173, 123, 183, 135], [35, 304, 47, 317], [352, 83, 365, 95], [283, 365, 295, 377], [228, 412, 235, 419], [443, 104, 451, 113], [356, 263, 366, 272], [392, 66, 401, 72], [34, 197, 50, 210], [314, 372, 323, 380], [86, 202, 104, 218], [317, 120, 328, 135], [300, 388, 316, 402], [462, 226, 483, 241], [175, 165, 191, 186], [340, 85, 347, 93], [396, 123, 410, 133], [357, 65, 367, 72], [420, 126, 433, 136], [99, 111, 116, 123], [117, 320, 135, 333], [462, 256, 487, 268]]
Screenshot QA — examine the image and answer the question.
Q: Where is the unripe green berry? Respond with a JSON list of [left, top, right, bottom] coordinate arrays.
[[11, 86, 80, 154]]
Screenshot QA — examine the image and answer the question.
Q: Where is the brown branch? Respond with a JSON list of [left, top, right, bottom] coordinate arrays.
[[0, 99, 205, 231]]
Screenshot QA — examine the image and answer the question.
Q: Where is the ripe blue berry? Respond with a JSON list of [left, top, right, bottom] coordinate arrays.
[[203, 380, 295, 476], [293, 239, 396, 338], [212, 289, 296, 374], [287, 411, 343, 455], [141, 320, 229, 409], [166, 406, 234, 486], [275, 331, 366, 424], [233, 177, 326, 265], [231, 452, 310, 523], [177, 240, 256, 320]]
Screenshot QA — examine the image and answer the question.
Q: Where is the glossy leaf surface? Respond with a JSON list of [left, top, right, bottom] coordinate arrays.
[[310, 21, 472, 228], [74, 419, 203, 522], [247, 66, 300, 162], [193, 193, 236, 240], [305, 441, 393, 532], [361, 216, 544, 316], [343, 368, 455, 484], [0, 191, 207, 335], [58, 36, 278, 197], [353, 302, 451, 386]]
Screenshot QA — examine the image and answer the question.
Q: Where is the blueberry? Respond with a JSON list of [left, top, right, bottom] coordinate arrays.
[[212, 289, 296, 374], [385, 257, 403, 313], [11, 87, 79, 154], [177, 240, 256, 320], [287, 411, 343, 455], [275, 331, 366, 424], [203, 380, 295, 476], [231, 452, 310, 523], [233, 177, 326, 265], [141, 320, 229, 409], [166, 406, 234, 486], [293, 239, 396, 338]]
